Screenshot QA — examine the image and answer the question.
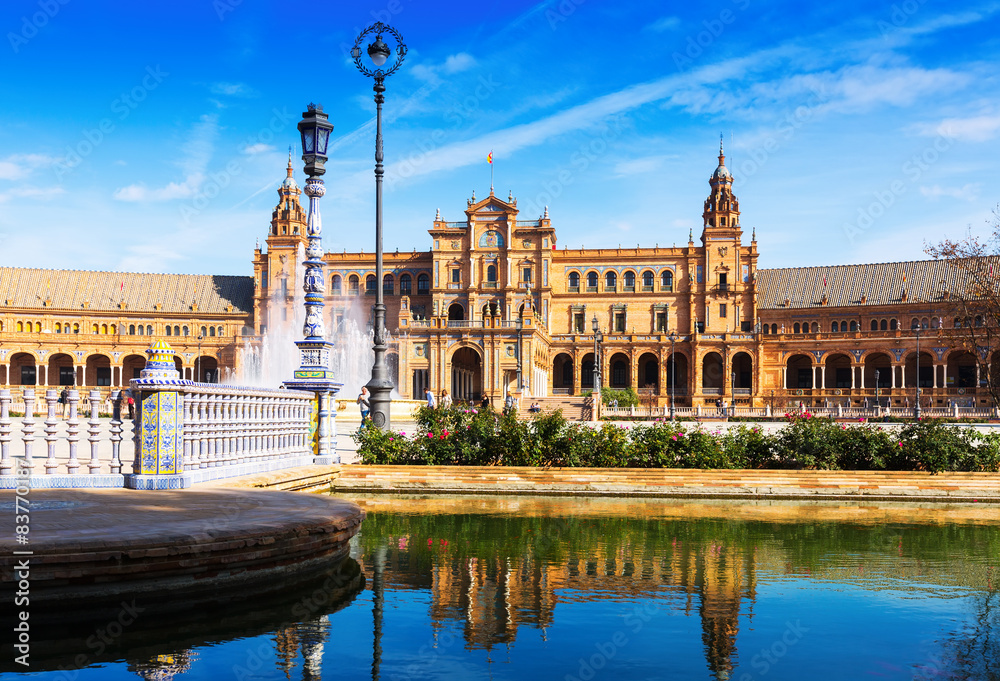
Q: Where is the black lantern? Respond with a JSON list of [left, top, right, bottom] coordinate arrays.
[[591, 315, 599, 334], [297, 104, 334, 177]]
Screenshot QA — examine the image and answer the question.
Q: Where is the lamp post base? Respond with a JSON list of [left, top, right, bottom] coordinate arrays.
[[283, 338, 343, 463]]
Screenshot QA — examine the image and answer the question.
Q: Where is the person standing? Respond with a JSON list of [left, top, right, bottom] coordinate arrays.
[[357, 387, 371, 427], [59, 388, 68, 418], [440, 390, 452, 409], [425, 387, 437, 409], [504, 392, 515, 414]]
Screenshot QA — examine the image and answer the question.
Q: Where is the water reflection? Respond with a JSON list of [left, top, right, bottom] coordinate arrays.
[[349, 495, 1000, 680]]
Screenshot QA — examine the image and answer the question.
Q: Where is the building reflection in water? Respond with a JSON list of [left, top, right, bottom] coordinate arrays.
[[357, 522, 759, 680]]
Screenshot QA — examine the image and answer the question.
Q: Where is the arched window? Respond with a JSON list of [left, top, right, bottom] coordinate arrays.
[[849, 320, 857, 331], [209, 326, 215, 337], [889, 319, 897, 330], [217, 326, 223, 336], [811, 322, 818, 333], [975, 315, 984, 327], [201, 326, 207, 336], [129, 324, 136, 335], [763, 324, 770, 335], [417, 273, 430, 294], [137, 325, 144, 336], [383, 275, 394, 295], [568, 271, 579, 289], [487, 265, 497, 283], [400, 274, 412, 294], [183, 326, 189, 336], [55, 322, 62, 333], [16, 321, 23, 332], [831, 321, 839, 332], [587, 271, 598, 289], [166, 326, 172, 336], [624, 271, 635, 290], [605, 271, 617, 290], [911, 317, 920, 329], [101, 324, 108, 334], [661, 270, 673, 290], [880, 319, 887, 331], [349, 275, 360, 294], [147, 325, 153, 335], [73, 324, 79, 334], [110, 324, 117, 334], [35, 322, 41, 333], [174, 325, 180, 336], [331, 275, 342, 294], [365, 275, 377, 294], [954, 317, 962, 328], [92, 323, 99, 334], [871, 320, 878, 331], [642, 270, 654, 289], [794, 323, 801, 333]]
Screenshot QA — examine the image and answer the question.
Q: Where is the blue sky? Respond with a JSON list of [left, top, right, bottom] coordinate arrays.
[[1, 0, 999, 276]]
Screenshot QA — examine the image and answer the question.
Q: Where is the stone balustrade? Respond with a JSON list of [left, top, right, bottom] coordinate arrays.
[[0, 381, 322, 490]]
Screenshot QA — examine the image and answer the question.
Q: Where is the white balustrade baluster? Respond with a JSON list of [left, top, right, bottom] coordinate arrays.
[[0, 390, 12, 476], [211, 393, 222, 467], [44, 389, 59, 474], [109, 405, 123, 476], [87, 390, 102, 474], [65, 390, 80, 474], [21, 388, 36, 477], [226, 394, 236, 465], [181, 393, 193, 471], [198, 392, 208, 469]]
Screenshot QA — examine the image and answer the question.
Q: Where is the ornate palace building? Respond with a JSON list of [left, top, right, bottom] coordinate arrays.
[[1, 146, 994, 411]]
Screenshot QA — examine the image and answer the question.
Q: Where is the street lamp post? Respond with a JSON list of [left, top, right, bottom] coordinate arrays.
[[196, 334, 203, 382], [875, 369, 880, 414], [591, 316, 603, 397], [912, 320, 924, 420], [352, 22, 407, 431], [668, 332, 677, 421]]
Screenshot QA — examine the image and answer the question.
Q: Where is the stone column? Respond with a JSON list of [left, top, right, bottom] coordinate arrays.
[[819, 366, 826, 390], [933, 364, 938, 388], [891, 365, 896, 389]]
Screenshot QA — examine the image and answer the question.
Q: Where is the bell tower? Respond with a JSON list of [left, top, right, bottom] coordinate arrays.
[[701, 138, 742, 242], [252, 152, 309, 335]]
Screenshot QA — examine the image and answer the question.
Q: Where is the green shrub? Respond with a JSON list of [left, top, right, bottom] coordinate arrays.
[[601, 387, 638, 407]]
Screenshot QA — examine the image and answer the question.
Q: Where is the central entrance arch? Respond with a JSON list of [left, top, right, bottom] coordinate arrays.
[[450, 346, 482, 403]]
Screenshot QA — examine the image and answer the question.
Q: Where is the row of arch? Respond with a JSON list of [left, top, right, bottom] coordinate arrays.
[[3, 321, 229, 337], [1, 352, 221, 387], [331, 273, 430, 296], [783, 350, 995, 390], [567, 269, 674, 292], [763, 316, 987, 335], [551, 350, 754, 394]]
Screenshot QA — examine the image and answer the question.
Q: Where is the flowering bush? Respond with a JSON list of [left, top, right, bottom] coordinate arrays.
[[354, 407, 1000, 472]]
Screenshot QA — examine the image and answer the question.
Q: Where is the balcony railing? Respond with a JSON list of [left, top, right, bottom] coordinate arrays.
[[567, 286, 580, 293], [447, 282, 462, 290], [642, 285, 654, 292], [586, 286, 598, 293], [482, 281, 498, 289], [623, 285, 635, 293]]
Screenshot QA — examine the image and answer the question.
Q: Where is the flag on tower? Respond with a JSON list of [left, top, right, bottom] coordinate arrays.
[[823, 275, 827, 287], [487, 151, 493, 164]]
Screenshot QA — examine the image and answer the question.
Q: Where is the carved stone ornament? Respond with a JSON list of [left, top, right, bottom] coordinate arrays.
[[450, 240, 460, 250], [717, 246, 728, 257], [522, 239, 531, 248]]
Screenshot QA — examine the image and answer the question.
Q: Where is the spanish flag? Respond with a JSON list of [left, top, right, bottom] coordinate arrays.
[[487, 151, 493, 164]]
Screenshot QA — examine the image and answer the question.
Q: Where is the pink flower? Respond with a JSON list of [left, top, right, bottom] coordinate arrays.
[[389, 437, 394, 441], [400, 431, 406, 436], [897, 441, 903, 448], [439, 434, 446, 439], [427, 432, 434, 439], [443, 429, 449, 436], [472, 409, 478, 414], [671, 435, 677, 441]]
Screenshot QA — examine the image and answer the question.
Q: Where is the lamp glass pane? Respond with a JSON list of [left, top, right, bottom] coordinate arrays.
[[302, 130, 315, 153], [317, 128, 330, 155]]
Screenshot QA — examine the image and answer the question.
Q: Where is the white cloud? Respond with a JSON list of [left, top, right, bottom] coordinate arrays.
[[210, 82, 258, 97], [613, 156, 666, 176], [443, 52, 477, 74], [412, 52, 478, 83], [646, 16, 680, 32], [919, 183, 981, 201], [920, 114, 1000, 142], [0, 186, 65, 203], [113, 114, 218, 202], [0, 154, 56, 180], [243, 143, 275, 155]]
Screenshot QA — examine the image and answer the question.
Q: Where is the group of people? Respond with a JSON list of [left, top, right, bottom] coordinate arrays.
[[55, 388, 134, 419]]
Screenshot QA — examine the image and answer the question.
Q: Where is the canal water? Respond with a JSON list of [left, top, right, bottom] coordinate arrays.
[[5, 495, 998, 680]]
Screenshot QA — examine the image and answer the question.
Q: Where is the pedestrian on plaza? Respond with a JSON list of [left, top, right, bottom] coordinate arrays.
[[112, 390, 124, 422], [59, 388, 68, 418], [126, 390, 135, 419], [357, 386, 371, 428], [440, 390, 452, 409], [425, 387, 437, 409], [504, 392, 515, 414], [481, 395, 491, 410]]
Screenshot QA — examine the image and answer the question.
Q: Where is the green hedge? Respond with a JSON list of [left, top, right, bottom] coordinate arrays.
[[355, 407, 1000, 473]]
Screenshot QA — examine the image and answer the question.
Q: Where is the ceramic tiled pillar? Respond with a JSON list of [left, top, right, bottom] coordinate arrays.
[[125, 340, 191, 490]]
